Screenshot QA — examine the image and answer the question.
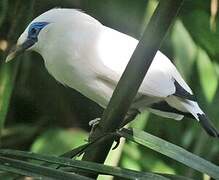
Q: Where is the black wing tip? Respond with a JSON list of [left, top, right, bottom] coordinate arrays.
[[173, 80, 196, 101], [198, 113, 219, 138]]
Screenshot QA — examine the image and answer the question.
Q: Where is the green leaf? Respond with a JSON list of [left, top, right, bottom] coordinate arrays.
[[121, 142, 142, 171], [0, 63, 19, 135], [0, 0, 35, 137], [197, 48, 218, 102], [0, 155, 91, 180], [0, 0, 8, 27], [171, 20, 197, 79], [118, 128, 219, 179], [0, 149, 169, 180], [181, 9, 219, 60], [159, 174, 193, 180], [130, 111, 149, 129]]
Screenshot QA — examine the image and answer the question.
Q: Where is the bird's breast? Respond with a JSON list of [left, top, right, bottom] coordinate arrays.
[[43, 51, 112, 108]]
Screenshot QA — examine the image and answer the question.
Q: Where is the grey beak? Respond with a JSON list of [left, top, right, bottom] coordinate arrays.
[[5, 38, 35, 62], [5, 45, 25, 62]]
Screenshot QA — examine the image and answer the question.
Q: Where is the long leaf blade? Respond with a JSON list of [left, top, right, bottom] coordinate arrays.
[[0, 149, 169, 180], [118, 128, 219, 179], [0, 155, 91, 180]]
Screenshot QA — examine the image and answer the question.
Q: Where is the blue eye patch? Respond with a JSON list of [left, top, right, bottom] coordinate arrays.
[[28, 22, 49, 41]]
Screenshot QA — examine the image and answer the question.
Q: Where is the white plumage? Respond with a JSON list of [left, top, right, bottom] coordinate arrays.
[[7, 8, 219, 137]]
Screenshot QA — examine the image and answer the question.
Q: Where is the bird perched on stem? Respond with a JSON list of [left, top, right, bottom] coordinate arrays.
[[6, 8, 219, 137]]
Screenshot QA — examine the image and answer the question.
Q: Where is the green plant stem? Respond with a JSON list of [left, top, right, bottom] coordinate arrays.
[[82, 0, 184, 177], [0, 63, 18, 134], [0, 0, 35, 139]]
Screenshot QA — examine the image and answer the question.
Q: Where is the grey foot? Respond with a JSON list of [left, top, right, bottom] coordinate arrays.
[[89, 118, 101, 127], [89, 118, 101, 137]]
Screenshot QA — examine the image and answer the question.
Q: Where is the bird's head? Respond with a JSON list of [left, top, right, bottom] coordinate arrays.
[[5, 8, 89, 62], [5, 18, 51, 62]]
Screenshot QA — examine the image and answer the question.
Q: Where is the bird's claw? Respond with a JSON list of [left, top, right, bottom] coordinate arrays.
[[89, 118, 101, 127], [89, 118, 101, 136], [112, 136, 121, 150]]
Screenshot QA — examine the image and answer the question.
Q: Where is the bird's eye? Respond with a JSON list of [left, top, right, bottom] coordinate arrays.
[[28, 22, 49, 40], [30, 27, 38, 35]]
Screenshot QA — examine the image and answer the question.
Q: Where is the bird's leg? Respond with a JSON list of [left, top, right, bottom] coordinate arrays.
[[119, 109, 140, 128], [89, 118, 101, 127], [113, 109, 140, 149], [88, 109, 140, 150], [89, 118, 101, 135]]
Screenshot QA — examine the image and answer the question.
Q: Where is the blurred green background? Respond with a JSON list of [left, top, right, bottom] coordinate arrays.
[[0, 0, 219, 179]]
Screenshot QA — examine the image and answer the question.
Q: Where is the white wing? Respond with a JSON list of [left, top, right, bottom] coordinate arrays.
[[97, 26, 192, 98]]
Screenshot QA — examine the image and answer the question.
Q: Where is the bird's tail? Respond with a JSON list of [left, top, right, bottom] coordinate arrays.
[[197, 113, 219, 137], [180, 100, 219, 138]]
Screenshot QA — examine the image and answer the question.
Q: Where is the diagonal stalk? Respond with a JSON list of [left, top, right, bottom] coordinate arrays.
[[82, 0, 184, 177]]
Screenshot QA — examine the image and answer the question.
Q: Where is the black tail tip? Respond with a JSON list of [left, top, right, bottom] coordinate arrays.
[[198, 113, 219, 138]]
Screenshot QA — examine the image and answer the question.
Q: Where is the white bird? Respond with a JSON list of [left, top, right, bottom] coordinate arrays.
[[6, 8, 219, 137]]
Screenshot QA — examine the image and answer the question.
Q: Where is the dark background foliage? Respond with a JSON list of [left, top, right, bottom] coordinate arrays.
[[0, 0, 219, 179]]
